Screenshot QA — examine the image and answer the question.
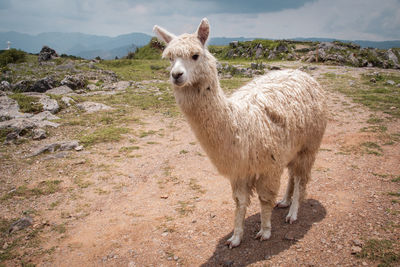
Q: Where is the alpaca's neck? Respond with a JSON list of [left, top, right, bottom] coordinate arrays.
[[174, 75, 238, 167]]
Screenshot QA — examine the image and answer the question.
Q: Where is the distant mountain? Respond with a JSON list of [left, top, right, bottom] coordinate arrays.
[[0, 31, 152, 59], [1, 31, 399, 59]]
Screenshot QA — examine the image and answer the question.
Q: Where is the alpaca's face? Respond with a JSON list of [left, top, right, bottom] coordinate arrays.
[[153, 18, 210, 88]]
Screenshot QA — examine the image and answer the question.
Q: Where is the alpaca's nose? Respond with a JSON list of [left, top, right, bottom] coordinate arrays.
[[172, 72, 183, 80]]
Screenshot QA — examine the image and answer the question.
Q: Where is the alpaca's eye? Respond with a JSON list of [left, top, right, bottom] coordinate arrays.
[[192, 54, 199, 60]]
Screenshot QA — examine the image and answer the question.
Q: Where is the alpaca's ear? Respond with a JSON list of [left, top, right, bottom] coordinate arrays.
[[196, 18, 209, 46], [153, 25, 176, 44]]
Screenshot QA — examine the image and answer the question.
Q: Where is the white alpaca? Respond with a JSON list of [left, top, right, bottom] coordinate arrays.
[[153, 18, 327, 248]]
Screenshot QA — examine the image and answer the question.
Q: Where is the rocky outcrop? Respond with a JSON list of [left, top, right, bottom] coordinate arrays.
[[61, 75, 87, 90], [28, 140, 80, 157], [38, 46, 58, 62]]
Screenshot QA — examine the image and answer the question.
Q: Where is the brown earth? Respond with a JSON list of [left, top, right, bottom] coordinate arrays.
[[1, 64, 399, 266]]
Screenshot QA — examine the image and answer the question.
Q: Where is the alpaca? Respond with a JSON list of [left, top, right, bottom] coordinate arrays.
[[153, 18, 327, 248]]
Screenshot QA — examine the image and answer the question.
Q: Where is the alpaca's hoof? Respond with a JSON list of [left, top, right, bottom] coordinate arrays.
[[226, 235, 241, 249], [285, 213, 297, 224], [276, 200, 290, 208], [255, 229, 271, 241]]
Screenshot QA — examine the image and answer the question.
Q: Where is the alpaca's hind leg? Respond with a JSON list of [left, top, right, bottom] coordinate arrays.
[[276, 174, 293, 208], [226, 179, 250, 248], [255, 173, 280, 241], [286, 151, 315, 224]]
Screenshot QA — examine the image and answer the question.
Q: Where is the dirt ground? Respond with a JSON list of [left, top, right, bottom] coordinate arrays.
[[1, 64, 399, 266]]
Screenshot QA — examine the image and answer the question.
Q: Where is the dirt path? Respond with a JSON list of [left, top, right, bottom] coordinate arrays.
[[1, 65, 399, 266]]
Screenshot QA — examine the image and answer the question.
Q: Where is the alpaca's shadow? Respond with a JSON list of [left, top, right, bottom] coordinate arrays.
[[201, 199, 326, 267]]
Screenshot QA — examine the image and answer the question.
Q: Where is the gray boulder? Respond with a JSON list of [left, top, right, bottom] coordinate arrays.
[[61, 96, 75, 107], [0, 95, 32, 121], [76, 101, 113, 113], [23, 93, 59, 114], [29, 140, 80, 157], [32, 128, 47, 140], [38, 46, 58, 62], [8, 216, 33, 234], [61, 75, 87, 90], [385, 49, 399, 65], [30, 76, 57, 93], [0, 81, 11, 91], [46, 85, 73, 95]]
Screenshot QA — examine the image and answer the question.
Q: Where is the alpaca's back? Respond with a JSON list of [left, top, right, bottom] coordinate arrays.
[[227, 69, 327, 172]]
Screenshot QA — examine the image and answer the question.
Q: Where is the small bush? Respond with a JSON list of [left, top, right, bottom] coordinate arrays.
[[0, 49, 26, 67]]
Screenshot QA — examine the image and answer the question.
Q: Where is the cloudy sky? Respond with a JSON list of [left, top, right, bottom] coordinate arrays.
[[0, 0, 399, 41]]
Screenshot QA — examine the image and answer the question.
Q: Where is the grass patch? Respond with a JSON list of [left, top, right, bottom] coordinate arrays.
[[1, 180, 62, 200], [357, 239, 399, 267], [220, 77, 252, 93], [119, 146, 140, 152], [361, 142, 383, 156], [391, 176, 400, 182], [176, 201, 195, 216], [335, 72, 400, 117], [179, 149, 188, 154], [97, 59, 169, 81], [139, 130, 157, 138], [79, 126, 129, 146], [9, 93, 43, 113]]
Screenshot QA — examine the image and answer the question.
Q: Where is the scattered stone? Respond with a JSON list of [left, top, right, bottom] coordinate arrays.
[[38, 46, 58, 62], [42, 151, 69, 161], [352, 239, 363, 247], [32, 111, 60, 122], [32, 128, 47, 140], [160, 195, 169, 199], [370, 78, 376, 83], [87, 84, 99, 91], [103, 81, 131, 91], [0, 81, 11, 91], [351, 246, 362, 254], [61, 75, 87, 90], [46, 85, 73, 95], [284, 231, 297, 241], [58, 97, 73, 108], [38, 95, 59, 114], [385, 80, 395, 86], [8, 216, 33, 234], [76, 101, 113, 113], [75, 145, 84, 151], [30, 76, 57, 93], [0, 95, 32, 121], [28, 140, 80, 157]]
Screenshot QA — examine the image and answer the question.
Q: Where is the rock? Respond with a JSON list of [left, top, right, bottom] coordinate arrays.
[[30, 76, 57, 93], [385, 80, 395, 86], [351, 246, 362, 254], [348, 53, 359, 66], [74, 145, 84, 151], [276, 43, 288, 53], [32, 128, 47, 140], [352, 239, 363, 247], [61, 75, 87, 90], [103, 81, 131, 91], [268, 51, 277, 60], [28, 140, 80, 157], [0, 81, 11, 91], [38, 46, 58, 62], [12, 80, 34, 92], [61, 96, 75, 107], [8, 216, 33, 234], [230, 41, 238, 48], [284, 231, 297, 241], [38, 95, 59, 114], [0, 95, 32, 121], [76, 101, 113, 113], [385, 49, 399, 65], [42, 151, 69, 160], [55, 61, 75, 71], [46, 86, 73, 95], [87, 84, 99, 91], [255, 47, 263, 59], [370, 78, 376, 83], [32, 111, 60, 121]]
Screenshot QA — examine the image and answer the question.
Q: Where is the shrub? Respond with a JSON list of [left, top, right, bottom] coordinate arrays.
[[0, 49, 26, 67]]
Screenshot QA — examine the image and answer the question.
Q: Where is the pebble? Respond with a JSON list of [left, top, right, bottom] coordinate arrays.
[[75, 145, 84, 151], [161, 232, 168, 237], [351, 246, 362, 254]]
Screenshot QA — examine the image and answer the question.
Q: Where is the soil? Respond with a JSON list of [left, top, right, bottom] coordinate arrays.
[[1, 64, 399, 266]]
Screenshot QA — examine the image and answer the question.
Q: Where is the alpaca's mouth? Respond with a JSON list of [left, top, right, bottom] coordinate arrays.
[[172, 77, 186, 87]]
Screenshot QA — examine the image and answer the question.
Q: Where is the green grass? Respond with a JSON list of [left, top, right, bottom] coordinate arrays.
[[335, 73, 400, 117], [1, 180, 62, 201], [9, 93, 43, 113], [97, 59, 169, 81], [220, 77, 252, 93], [79, 126, 129, 147], [357, 239, 399, 267], [392, 176, 400, 182], [0, 49, 26, 67]]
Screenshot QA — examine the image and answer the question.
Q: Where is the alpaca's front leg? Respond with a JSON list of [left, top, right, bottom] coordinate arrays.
[[226, 184, 249, 249]]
